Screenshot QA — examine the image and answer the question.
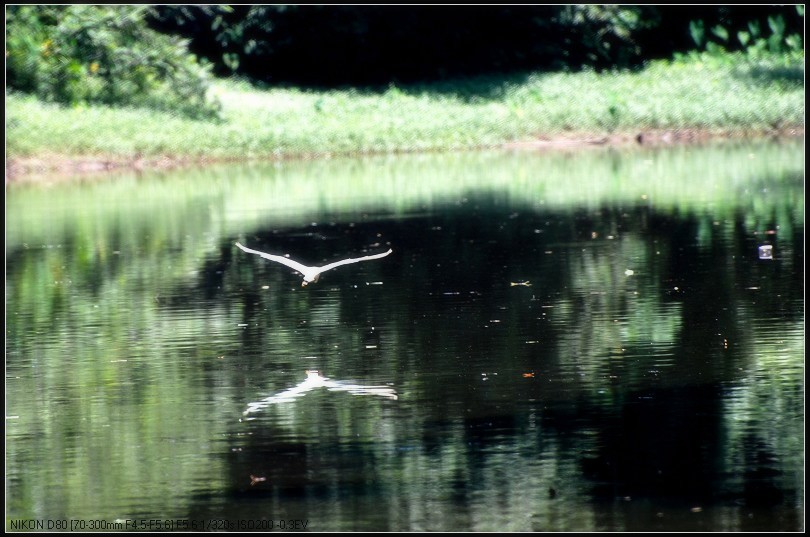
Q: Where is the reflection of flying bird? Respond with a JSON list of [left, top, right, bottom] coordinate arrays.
[[244, 370, 398, 415], [235, 242, 392, 286]]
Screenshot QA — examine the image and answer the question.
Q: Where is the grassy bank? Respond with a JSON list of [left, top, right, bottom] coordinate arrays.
[[5, 52, 804, 177]]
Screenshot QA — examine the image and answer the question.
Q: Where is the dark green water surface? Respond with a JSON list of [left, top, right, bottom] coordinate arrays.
[[6, 139, 804, 531]]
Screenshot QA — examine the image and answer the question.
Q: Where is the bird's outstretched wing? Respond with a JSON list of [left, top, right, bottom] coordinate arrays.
[[235, 242, 311, 274], [319, 248, 393, 273]]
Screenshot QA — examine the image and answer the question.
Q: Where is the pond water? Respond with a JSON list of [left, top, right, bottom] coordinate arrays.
[[6, 139, 804, 532]]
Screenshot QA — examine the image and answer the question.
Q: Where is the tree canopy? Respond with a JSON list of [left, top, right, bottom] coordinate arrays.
[[6, 4, 803, 113]]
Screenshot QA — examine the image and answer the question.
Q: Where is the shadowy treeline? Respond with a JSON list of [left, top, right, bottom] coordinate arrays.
[[147, 5, 803, 86], [6, 5, 803, 117]]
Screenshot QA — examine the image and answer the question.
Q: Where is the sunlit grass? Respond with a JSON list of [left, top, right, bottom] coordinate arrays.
[[5, 53, 804, 162]]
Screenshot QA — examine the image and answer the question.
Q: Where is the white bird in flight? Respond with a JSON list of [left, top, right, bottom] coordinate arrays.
[[235, 242, 392, 286]]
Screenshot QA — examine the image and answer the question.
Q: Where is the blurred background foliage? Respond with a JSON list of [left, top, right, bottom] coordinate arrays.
[[5, 5, 804, 113]]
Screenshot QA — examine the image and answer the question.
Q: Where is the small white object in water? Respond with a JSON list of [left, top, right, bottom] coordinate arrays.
[[758, 245, 773, 260], [624, 269, 634, 276]]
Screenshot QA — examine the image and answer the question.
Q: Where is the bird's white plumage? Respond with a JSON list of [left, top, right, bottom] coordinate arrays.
[[235, 242, 392, 286]]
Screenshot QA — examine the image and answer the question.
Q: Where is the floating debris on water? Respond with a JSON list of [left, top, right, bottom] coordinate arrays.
[[758, 245, 773, 260]]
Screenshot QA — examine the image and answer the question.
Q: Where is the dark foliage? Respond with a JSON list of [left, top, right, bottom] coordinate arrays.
[[147, 5, 803, 88]]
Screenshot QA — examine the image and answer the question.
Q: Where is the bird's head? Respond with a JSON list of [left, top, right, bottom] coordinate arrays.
[[301, 273, 320, 287]]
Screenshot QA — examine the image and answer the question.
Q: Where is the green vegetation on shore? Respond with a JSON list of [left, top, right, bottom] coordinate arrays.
[[5, 51, 804, 170]]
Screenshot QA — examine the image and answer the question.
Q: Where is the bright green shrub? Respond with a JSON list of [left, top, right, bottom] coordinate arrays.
[[6, 5, 220, 119]]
